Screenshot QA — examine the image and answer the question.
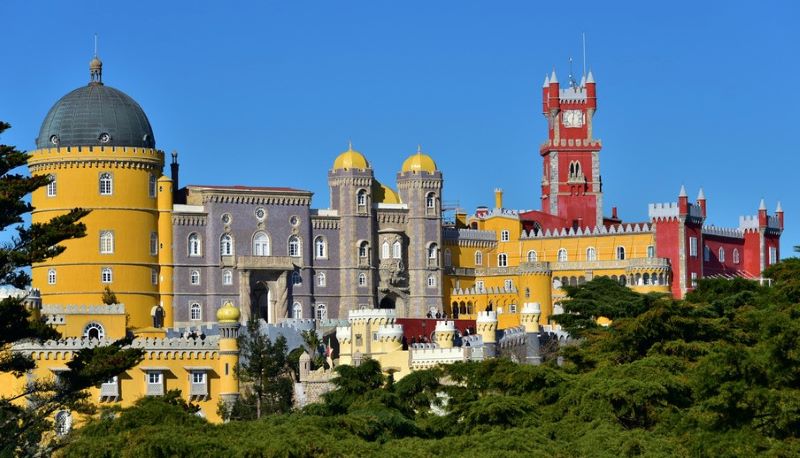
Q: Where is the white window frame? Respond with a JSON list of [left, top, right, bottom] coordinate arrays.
[[253, 232, 270, 256], [315, 303, 327, 320], [100, 231, 114, 254], [147, 372, 162, 385], [647, 245, 655, 258], [83, 322, 105, 339], [223, 269, 233, 285], [99, 172, 113, 195], [500, 230, 510, 242], [586, 247, 596, 261], [381, 241, 390, 259], [293, 302, 303, 319], [190, 303, 201, 321], [101, 267, 113, 283], [718, 247, 725, 263], [188, 233, 201, 257], [616, 246, 626, 260], [475, 251, 483, 266], [733, 248, 740, 265], [497, 253, 508, 267], [691, 272, 698, 288], [392, 240, 402, 259], [220, 234, 234, 256], [150, 232, 158, 256], [358, 273, 367, 287], [48, 268, 56, 285], [190, 270, 200, 285], [769, 246, 778, 264], [689, 237, 698, 257], [47, 174, 56, 197], [314, 236, 327, 259], [288, 236, 301, 257], [557, 248, 568, 262], [191, 371, 206, 384], [476, 280, 485, 292], [317, 272, 326, 287], [504, 279, 513, 291], [427, 274, 437, 288]]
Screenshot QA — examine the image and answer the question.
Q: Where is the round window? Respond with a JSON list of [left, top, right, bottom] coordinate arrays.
[[50, 134, 60, 145], [290, 216, 299, 226], [255, 208, 266, 220], [222, 213, 232, 225], [98, 132, 111, 143]]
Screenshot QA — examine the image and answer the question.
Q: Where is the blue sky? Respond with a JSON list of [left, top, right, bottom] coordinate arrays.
[[2, 1, 798, 249]]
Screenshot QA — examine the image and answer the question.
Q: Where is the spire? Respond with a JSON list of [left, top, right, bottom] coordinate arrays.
[[417, 144, 423, 154], [586, 69, 595, 84], [580, 74, 586, 87], [89, 34, 103, 85], [542, 74, 549, 87], [550, 68, 558, 84], [347, 139, 353, 151], [697, 187, 705, 200], [759, 198, 767, 211], [679, 185, 687, 197], [776, 201, 783, 213]]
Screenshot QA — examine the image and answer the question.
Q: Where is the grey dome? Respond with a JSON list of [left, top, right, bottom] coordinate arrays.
[[37, 83, 155, 149]]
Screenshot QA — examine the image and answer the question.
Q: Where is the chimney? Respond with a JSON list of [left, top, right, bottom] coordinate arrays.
[[170, 151, 180, 203], [494, 188, 503, 209]]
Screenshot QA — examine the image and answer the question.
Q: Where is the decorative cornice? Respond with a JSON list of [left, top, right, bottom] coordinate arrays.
[[173, 215, 208, 226]]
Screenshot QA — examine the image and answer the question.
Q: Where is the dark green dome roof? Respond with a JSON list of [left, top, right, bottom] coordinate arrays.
[[36, 82, 155, 149]]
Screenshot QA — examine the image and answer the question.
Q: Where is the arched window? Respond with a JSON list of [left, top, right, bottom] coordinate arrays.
[[190, 303, 201, 321], [220, 234, 234, 256], [428, 243, 439, 266], [557, 248, 568, 262], [527, 250, 538, 263], [190, 270, 200, 285], [54, 411, 72, 436], [381, 241, 390, 259], [427, 274, 437, 287], [292, 271, 302, 285], [475, 251, 483, 266], [444, 249, 452, 267], [47, 174, 56, 197], [48, 268, 56, 285], [315, 304, 327, 320], [150, 232, 158, 256], [223, 269, 233, 285], [619, 275, 627, 286], [704, 245, 711, 262], [718, 247, 725, 263], [357, 189, 368, 212], [100, 231, 114, 254], [497, 253, 508, 267], [188, 233, 201, 257], [253, 232, 270, 256], [426, 193, 436, 209], [358, 273, 367, 287], [392, 240, 402, 259], [99, 172, 113, 195], [647, 245, 655, 258], [586, 247, 596, 261], [733, 248, 740, 264], [101, 267, 113, 283], [149, 174, 156, 198], [83, 322, 105, 339], [314, 236, 326, 259], [317, 272, 326, 287], [288, 236, 300, 257], [616, 246, 626, 260], [359, 241, 369, 259], [293, 302, 303, 319]]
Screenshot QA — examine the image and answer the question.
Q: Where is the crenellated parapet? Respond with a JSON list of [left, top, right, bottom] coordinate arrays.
[[521, 222, 652, 239], [336, 326, 352, 345], [520, 302, 541, 333], [42, 303, 125, 315], [377, 324, 404, 342], [348, 308, 397, 325], [14, 335, 221, 361], [702, 225, 744, 239], [409, 346, 468, 370], [498, 325, 526, 348]]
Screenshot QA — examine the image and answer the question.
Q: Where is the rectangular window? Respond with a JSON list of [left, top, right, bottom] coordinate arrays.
[[47, 175, 57, 197], [476, 280, 485, 292], [504, 279, 513, 291], [191, 372, 206, 384], [691, 272, 698, 288], [148, 372, 161, 384], [769, 247, 778, 265], [510, 303, 517, 314], [151, 268, 158, 285], [689, 237, 698, 257], [150, 232, 158, 256], [647, 245, 655, 258], [501, 230, 510, 242], [703, 245, 710, 262]]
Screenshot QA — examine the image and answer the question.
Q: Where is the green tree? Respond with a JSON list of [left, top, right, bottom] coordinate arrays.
[[229, 319, 294, 420], [0, 121, 143, 456], [101, 286, 118, 305]]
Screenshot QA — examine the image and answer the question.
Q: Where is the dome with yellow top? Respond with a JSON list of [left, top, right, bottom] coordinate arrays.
[[372, 181, 401, 204], [332, 142, 369, 171], [401, 145, 437, 173], [216, 301, 240, 323]]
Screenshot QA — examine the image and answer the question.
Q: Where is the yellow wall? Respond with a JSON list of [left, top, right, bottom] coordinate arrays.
[[29, 146, 164, 329]]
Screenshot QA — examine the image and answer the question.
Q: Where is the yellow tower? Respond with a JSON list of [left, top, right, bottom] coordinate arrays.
[[217, 302, 241, 409], [28, 56, 164, 329]]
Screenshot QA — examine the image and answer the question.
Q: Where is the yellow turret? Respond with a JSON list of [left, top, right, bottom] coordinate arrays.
[[217, 301, 241, 409], [157, 175, 174, 328]]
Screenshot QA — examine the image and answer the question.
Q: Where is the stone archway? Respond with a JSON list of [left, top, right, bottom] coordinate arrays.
[[379, 294, 396, 309]]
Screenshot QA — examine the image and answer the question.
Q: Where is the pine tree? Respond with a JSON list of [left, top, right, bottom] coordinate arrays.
[[101, 286, 118, 305], [0, 122, 143, 455]]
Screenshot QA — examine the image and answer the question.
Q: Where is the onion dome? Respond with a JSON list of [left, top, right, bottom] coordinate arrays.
[[372, 181, 401, 204], [36, 56, 155, 149], [332, 141, 369, 170], [216, 302, 240, 323], [401, 145, 437, 173]]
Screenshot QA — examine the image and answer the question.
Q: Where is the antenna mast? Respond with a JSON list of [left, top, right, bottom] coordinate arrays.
[[582, 32, 587, 77]]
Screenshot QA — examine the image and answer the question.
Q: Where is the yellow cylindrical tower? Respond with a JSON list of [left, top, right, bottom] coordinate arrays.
[[29, 57, 164, 330], [217, 301, 241, 407], [520, 302, 541, 333], [434, 321, 456, 349], [157, 176, 174, 328], [477, 311, 498, 357]]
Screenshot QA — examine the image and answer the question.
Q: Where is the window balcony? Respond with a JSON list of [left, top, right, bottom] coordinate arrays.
[[190, 382, 208, 397], [100, 380, 119, 400], [146, 383, 164, 396]]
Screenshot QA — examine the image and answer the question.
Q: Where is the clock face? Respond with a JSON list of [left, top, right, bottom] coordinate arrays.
[[563, 110, 584, 128]]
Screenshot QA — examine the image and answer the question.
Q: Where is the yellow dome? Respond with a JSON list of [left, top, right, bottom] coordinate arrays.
[[372, 181, 401, 204], [216, 301, 240, 323], [333, 143, 369, 170], [401, 147, 437, 173]]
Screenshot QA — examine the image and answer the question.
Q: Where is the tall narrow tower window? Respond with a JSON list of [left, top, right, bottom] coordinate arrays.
[[317, 272, 326, 287], [392, 241, 402, 259], [616, 246, 626, 260], [475, 251, 483, 266], [48, 268, 57, 285], [444, 249, 452, 267], [586, 247, 596, 261], [47, 174, 57, 197], [223, 269, 233, 285], [99, 172, 113, 195], [150, 232, 158, 255], [314, 236, 327, 259], [190, 270, 200, 285], [527, 250, 538, 262], [426, 192, 436, 215], [149, 174, 156, 198], [358, 273, 367, 287], [381, 241, 390, 259], [220, 234, 234, 256], [151, 268, 158, 285], [733, 249, 740, 264], [357, 189, 368, 213], [188, 233, 201, 257], [288, 236, 301, 257], [718, 247, 725, 263], [100, 231, 114, 254], [428, 243, 439, 267], [557, 248, 568, 262]]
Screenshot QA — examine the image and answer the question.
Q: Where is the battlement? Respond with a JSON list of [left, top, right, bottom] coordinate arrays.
[[13, 335, 220, 353], [336, 326, 352, 342], [348, 308, 396, 322], [476, 311, 498, 323], [540, 138, 602, 150], [410, 346, 467, 369], [520, 222, 652, 239], [648, 202, 702, 220], [558, 86, 588, 102], [442, 227, 496, 242], [521, 302, 541, 314], [377, 324, 404, 339], [41, 304, 125, 315], [702, 225, 744, 239], [498, 325, 526, 348], [434, 321, 456, 332]]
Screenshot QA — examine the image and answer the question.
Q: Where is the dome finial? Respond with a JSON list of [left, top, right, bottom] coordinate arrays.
[[89, 34, 103, 85], [348, 139, 353, 151], [417, 144, 422, 154]]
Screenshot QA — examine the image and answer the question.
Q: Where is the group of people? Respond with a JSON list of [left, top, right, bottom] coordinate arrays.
[[425, 310, 450, 319]]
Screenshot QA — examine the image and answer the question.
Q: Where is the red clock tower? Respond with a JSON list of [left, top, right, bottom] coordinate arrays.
[[540, 69, 603, 229]]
